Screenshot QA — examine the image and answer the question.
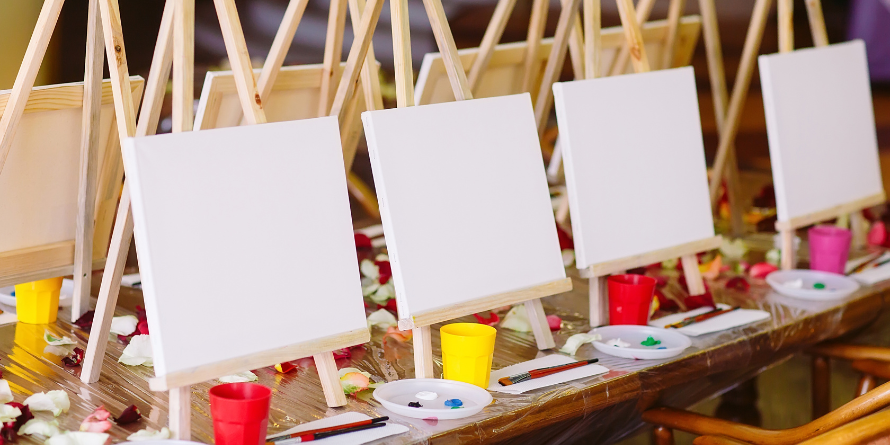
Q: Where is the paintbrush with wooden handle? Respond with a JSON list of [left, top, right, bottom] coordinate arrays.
[[498, 358, 599, 386]]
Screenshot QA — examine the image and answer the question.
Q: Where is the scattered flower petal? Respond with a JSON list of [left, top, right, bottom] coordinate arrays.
[[360, 260, 379, 281], [699, 255, 723, 280], [376, 298, 398, 314], [383, 326, 412, 343], [720, 239, 749, 260], [114, 405, 141, 425], [127, 427, 171, 441], [118, 335, 153, 367], [546, 315, 562, 331], [332, 348, 353, 360], [559, 333, 601, 355], [354, 233, 373, 250], [367, 309, 397, 329], [44, 331, 75, 346], [218, 371, 258, 383], [684, 291, 716, 310], [725, 277, 750, 292], [110, 315, 138, 336], [765, 249, 781, 267], [0, 380, 12, 404], [561, 249, 575, 267], [19, 419, 61, 437], [0, 405, 21, 423], [45, 345, 74, 357], [868, 221, 887, 246], [62, 348, 85, 367], [749, 262, 779, 279], [661, 258, 679, 270], [274, 362, 297, 373], [136, 319, 149, 336], [556, 225, 574, 250], [80, 406, 112, 433], [73, 311, 94, 330], [339, 367, 372, 395], [375, 260, 392, 285], [500, 305, 532, 332], [45, 431, 109, 445], [654, 288, 678, 311], [24, 391, 69, 416], [473, 311, 499, 326]]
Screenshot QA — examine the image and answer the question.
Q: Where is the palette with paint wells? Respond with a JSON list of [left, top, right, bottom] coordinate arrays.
[[589, 325, 692, 360], [766, 270, 860, 301], [373, 379, 492, 420]]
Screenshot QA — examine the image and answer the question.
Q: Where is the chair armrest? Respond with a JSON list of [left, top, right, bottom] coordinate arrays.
[[807, 343, 890, 362]]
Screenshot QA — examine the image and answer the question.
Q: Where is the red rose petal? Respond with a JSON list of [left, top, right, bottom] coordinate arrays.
[[354, 233, 373, 250], [332, 348, 352, 360], [375, 260, 392, 285], [725, 276, 750, 292], [654, 289, 678, 311], [473, 312, 499, 326], [546, 315, 562, 331], [62, 347, 85, 367], [136, 319, 150, 335], [8, 402, 32, 431], [376, 298, 398, 314], [684, 291, 716, 310], [114, 405, 142, 425], [556, 225, 574, 250], [275, 362, 297, 373], [749, 262, 778, 279], [868, 221, 887, 246], [74, 310, 95, 330], [135, 306, 147, 322]]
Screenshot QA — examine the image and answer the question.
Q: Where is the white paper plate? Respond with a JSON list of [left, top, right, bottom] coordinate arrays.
[[766, 270, 860, 301], [0, 279, 74, 308], [590, 325, 691, 360], [373, 378, 491, 420]]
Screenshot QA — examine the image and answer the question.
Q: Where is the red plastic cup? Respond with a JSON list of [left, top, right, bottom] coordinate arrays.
[[608, 274, 657, 325], [209, 383, 272, 445], [808, 225, 852, 274]]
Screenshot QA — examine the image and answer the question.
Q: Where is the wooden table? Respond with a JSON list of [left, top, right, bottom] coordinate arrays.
[[3, 241, 888, 444]]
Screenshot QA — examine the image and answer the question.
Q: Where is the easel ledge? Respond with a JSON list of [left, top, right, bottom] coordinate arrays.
[[579, 235, 724, 278], [148, 327, 370, 391], [397, 277, 573, 330], [774, 192, 886, 232]]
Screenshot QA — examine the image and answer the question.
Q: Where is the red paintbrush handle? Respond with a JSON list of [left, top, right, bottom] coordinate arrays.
[[528, 361, 589, 377]]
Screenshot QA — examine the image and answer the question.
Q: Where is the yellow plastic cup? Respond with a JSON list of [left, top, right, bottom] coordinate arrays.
[[440, 323, 497, 388], [15, 277, 63, 324]]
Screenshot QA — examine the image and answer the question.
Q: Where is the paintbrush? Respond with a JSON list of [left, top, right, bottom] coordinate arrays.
[[267, 422, 385, 444], [497, 358, 599, 386], [666, 306, 739, 329], [267, 417, 389, 443]]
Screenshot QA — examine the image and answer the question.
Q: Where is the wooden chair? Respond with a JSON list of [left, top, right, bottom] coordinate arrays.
[[642, 379, 890, 445], [808, 343, 890, 419], [798, 408, 890, 444]]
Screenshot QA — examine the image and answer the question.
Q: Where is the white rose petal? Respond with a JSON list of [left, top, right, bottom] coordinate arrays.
[[368, 282, 394, 304], [0, 404, 21, 423], [500, 305, 532, 332], [45, 431, 109, 445], [562, 249, 575, 267], [218, 371, 258, 383], [127, 427, 172, 441], [374, 253, 388, 262], [359, 260, 379, 279], [0, 379, 13, 403], [338, 367, 371, 379], [118, 335, 153, 367], [19, 419, 61, 437], [44, 331, 75, 346], [24, 390, 69, 416], [559, 333, 602, 355], [367, 308, 397, 329], [44, 345, 75, 357], [110, 315, 138, 336]]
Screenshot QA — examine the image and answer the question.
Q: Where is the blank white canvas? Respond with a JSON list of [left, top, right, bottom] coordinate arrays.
[[122, 118, 368, 376], [362, 94, 565, 318], [552, 67, 715, 269], [759, 40, 883, 222]]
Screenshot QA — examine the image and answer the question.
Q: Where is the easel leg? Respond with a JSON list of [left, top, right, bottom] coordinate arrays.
[[524, 298, 556, 349], [314, 352, 348, 407], [850, 211, 867, 250], [589, 276, 607, 327], [169, 386, 191, 440], [82, 187, 135, 384], [680, 254, 706, 295], [412, 326, 434, 378], [780, 229, 796, 270]]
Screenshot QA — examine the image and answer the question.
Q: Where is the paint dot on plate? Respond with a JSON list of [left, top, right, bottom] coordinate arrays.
[[657, 346, 666, 350], [450, 406, 463, 409], [408, 401, 422, 408], [444, 399, 463, 407], [641, 336, 661, 346], [814, 282, 826, 289], [415, 391, 438, 400]]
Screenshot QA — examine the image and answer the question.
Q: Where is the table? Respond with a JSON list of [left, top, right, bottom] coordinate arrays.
[[2, 239, 888, 444]]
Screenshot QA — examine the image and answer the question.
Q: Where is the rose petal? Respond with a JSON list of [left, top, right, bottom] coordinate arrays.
[[868, 221, 887, 246], [749, 262, 779, 279], [699, 255, 723, 280], [654, 288, 678, 311], [383, 326, 412, 343], [8, 402, 33, 431], [684, 291, 716, 310], [556, 224, 574, 250], [375, 260, 392, 285], [546, 314, 562, 331], [473, 311, 499, 326], [0, 405, 20, 424], [62, 348, 85, 367], [561, 249, 575, 267], [725, 276, 750, 292], [218, 371, 258, 383], [43, 331, 75, 347], [559, 333, 601, 355], [73, 311, 95, 330], [368, 282, 395, 304], [118, 335, 153, 367], [0, 381, 12, 404], [127, 427, 171, 441], [19, 419, 61, 438], [274, 362, 297, 373], [112, 405, 141, 425], [339, 372, 370, 395], [720, 239, 749, 260], [354, 233, 373, 250], [332, 348, 352, 360], [24, 391, 69, 416], [136, 320, 149, 335], [367, 309, 397, 329], [45, 431, 109, 445], [359, 260, 379, 280], [500, 305, 532, 332], [110, 315, 138, 336], [765, 249, 781, 267], [376, 298, 398, 314]]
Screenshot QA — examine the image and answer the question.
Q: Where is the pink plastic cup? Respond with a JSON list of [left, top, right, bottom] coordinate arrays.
[[808, 225, 852, 274], [608, 274, 657, 325], [209, 383, 271, 445]]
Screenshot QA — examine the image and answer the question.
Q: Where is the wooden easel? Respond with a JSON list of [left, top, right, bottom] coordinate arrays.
[[552, 0, 717, 326], [75, 0, 371, 437]]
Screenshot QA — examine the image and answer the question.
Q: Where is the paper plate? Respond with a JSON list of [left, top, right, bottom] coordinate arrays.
[[766, 269, 860, 301], [0, 279, 74, 308], [589, 325, 692, 360], [373, 378, 492, 420]]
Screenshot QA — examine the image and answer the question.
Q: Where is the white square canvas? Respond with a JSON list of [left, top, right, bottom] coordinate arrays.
[[552, 67, 715, 269], [362, 94, 566, 318], [759, 40, 883, 222], [122, 118, 368, 376]]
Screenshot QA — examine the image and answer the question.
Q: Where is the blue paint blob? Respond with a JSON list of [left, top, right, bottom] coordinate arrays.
[[444, 399, 463, 407], [657, 347, 667, 350]]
